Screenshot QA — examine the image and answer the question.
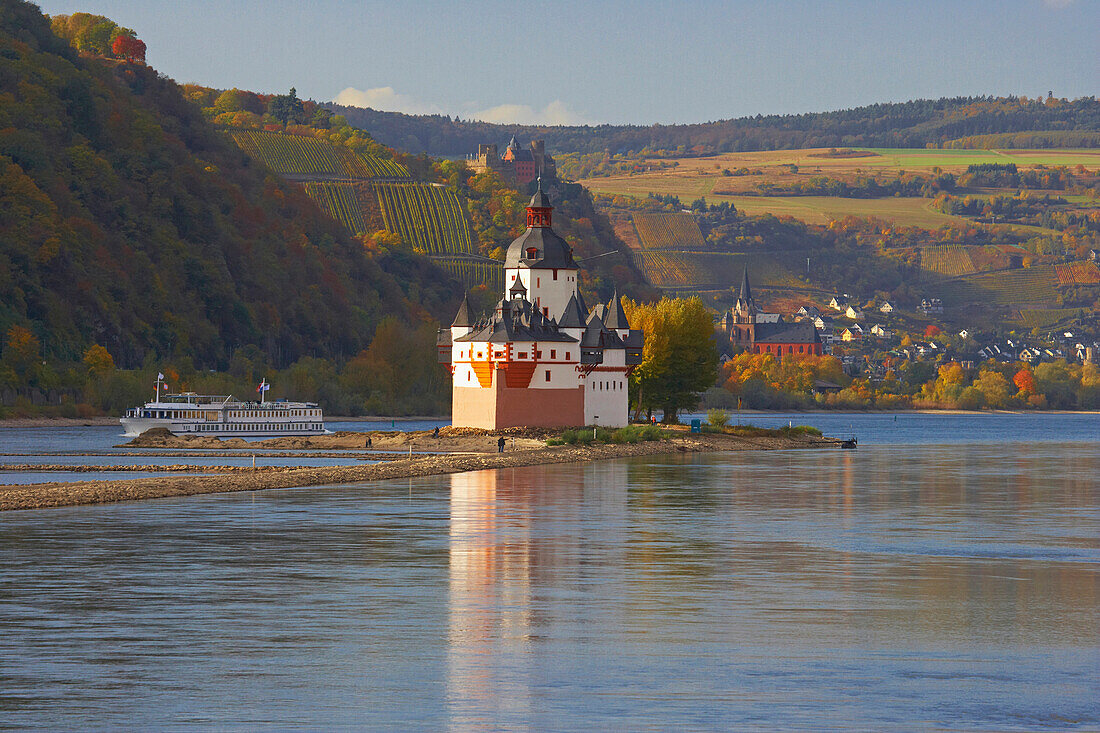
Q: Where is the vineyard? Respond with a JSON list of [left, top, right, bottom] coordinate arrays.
[[632, 213, 707, 250], [374, 183, 475, 255], [227, 129, 409, 178], [1054, 261, 1100, 285], [638, 251, 800, 290], [302, 182, 366, 233], [1019, 308, 1082, 329], [921, 245, 976, 276], [934, 266, 1060, 307], [432, 256, 503, 289]]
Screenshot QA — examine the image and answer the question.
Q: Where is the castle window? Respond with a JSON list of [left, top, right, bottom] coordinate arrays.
[[518, 352, 527, 359], [553, 270, 558, 280], [545, 370, 551, 382], [543, 307, 549, 318], [551, 349, 556, 359], [526, 247, 538, 259]]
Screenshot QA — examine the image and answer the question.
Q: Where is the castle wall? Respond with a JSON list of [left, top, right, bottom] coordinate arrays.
[[507, 268, 578, 322], [453, 381, 584, 429], [583, 369, 630, 427]]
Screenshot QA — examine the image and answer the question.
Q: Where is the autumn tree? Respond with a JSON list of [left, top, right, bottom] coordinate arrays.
[[82, 344, 115, 375], [3, 326, 41, 384], [623, 296, 718, 423], [111, 34, 145, 63], [268, 88, 305, 125]]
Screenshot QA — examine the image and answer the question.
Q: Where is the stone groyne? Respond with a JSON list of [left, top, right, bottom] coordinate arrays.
[[0, 431, 837, 512]]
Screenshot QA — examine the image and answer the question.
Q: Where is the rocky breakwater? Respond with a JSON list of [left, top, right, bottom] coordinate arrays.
[[2, 428, 838, 512]]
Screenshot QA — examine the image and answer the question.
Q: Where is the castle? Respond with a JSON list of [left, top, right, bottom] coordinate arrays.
[[469, 136, 556, 185], [722, 270, 822, 357], [438, 183, 642, 428]]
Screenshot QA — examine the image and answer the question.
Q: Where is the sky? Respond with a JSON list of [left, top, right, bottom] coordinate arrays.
[[33, 0, 1099, 126]]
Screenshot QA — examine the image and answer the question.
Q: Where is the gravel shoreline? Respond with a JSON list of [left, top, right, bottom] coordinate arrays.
[[0, 432, 836, 512]]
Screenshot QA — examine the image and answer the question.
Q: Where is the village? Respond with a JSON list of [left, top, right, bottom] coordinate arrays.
[[715, 271, 1099, 390]]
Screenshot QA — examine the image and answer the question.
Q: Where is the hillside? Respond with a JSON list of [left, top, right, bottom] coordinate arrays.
[[0, 0, 456, 370], [328, 96, 1100, 157]]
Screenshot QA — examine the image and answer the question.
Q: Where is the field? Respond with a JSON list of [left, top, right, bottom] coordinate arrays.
[[227, 129, 409, 178], [432, 256, 503, 289], [921, 245, 977, 276], [631, 213, 707, 249], [1054, 261, 1100, 285], [302, 182, 366, 234], [1019, 308, 1083, 329], [579, 147, 1100, 230], [932, 266, 1060, 308], [374, 183, 476, 255], [637, 251, 802, 290]]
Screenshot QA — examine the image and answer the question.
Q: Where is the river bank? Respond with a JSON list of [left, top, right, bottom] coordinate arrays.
[[0, 431, 837, 511]]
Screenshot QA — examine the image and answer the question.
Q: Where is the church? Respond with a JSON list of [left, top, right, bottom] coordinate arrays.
[[723, 270, 823, 357], [438, 184, 643, 429]]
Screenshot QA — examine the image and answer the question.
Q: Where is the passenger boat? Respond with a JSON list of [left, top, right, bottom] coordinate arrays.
[[120, 376, 324, 437]]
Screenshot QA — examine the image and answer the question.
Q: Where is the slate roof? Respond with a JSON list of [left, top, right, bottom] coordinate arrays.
[[604, 289, 630, 329], [451, 293, 472, 328], [455, 297, 576, 344], [504, 227, 576, 269], [753, 321, 821, 345], [558, 293, 587, 328]]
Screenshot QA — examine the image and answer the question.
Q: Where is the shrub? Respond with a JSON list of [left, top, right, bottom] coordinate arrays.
[[706, 408, 730, 427]]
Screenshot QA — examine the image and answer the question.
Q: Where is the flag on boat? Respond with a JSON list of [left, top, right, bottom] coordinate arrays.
[[157, 372, 164, 380], [257, 379, 270, 394]]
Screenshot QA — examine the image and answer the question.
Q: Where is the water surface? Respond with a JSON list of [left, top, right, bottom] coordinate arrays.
[[2, 419, 1097, 730]]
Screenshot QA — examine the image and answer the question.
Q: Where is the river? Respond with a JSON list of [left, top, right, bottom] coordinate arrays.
[[1, 414, 1098, 730]]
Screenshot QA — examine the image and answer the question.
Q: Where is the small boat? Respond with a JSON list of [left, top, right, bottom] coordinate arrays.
[[840, 437, 858, 449], [120, 376, 324, 437]]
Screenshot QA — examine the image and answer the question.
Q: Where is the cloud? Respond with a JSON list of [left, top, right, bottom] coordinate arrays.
[[333, 86, 443, 115], [469, 100, 591, 126], [333, 86, 592, 126]]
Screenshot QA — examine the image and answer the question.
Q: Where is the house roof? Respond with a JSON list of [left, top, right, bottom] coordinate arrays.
[[754, 321, 821, 345], [558, 293, 587, 328]]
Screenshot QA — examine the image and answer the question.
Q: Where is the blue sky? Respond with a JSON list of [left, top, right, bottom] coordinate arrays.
[[34, 0, 1098, 125]]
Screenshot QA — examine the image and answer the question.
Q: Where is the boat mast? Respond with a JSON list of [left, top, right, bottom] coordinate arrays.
[[155, 372, 165, 404]]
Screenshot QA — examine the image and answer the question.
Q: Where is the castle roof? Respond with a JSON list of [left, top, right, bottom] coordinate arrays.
[[604, 289, 629, 330], [529, 182, 552, 209], [558, 293, 587, 328], [451, 292, 472, 328], [455, 296, 576, 344], [504, 222, 576, 270]]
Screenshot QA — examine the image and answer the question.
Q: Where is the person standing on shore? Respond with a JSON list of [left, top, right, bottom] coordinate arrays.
[[497, 436, 505, 453]]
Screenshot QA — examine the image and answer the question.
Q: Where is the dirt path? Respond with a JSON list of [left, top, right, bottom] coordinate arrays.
[[0, 432, 836, 512]]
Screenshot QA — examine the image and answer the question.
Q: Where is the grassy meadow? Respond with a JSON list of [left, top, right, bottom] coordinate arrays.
[[579, 147, 1100, 230]]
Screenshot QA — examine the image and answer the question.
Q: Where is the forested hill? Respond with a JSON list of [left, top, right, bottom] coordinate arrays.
[[0, 0, 455, 370], [328, 96, 1100, 157]]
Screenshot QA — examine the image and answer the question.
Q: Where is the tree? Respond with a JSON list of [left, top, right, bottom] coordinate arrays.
[[268, 88, 304, 125], [623, 296, 718, 423], [1013, 368, 1036, 395], [111, 34, 145, 63], [82, 344, 116, 375], [3, 326, 41, 384]]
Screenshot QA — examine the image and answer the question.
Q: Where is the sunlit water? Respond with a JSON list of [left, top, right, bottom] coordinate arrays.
[[1, 416, 1098, 730]]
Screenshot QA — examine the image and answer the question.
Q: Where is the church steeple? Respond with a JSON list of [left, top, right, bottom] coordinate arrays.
[[734, 268, 757, 324]]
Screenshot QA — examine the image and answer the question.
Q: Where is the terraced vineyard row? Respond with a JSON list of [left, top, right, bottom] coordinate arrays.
[[1054, 261, 1100, 285], [374, 183, 475, 255], [637, 251, 801, 289], [934, 266, 1060, 307], [921, 245, 976, 276], [227, 129, 409, 178], [302, 182, 365, 234], [632, 213, 707, 250], [1019, 308, 1082, 329], [432, 256, 504, 289]]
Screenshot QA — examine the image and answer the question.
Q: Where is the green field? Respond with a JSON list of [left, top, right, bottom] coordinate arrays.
[[580, 146, 1100, 230], [432, 256, 503, 289], [374, 183, 475, 255], [302, 182, 366, 234], [631, 213, 707, 249], [636, 251, 802, 290], [932, 266, 1061, 308], [228, 129, 409, 178]]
